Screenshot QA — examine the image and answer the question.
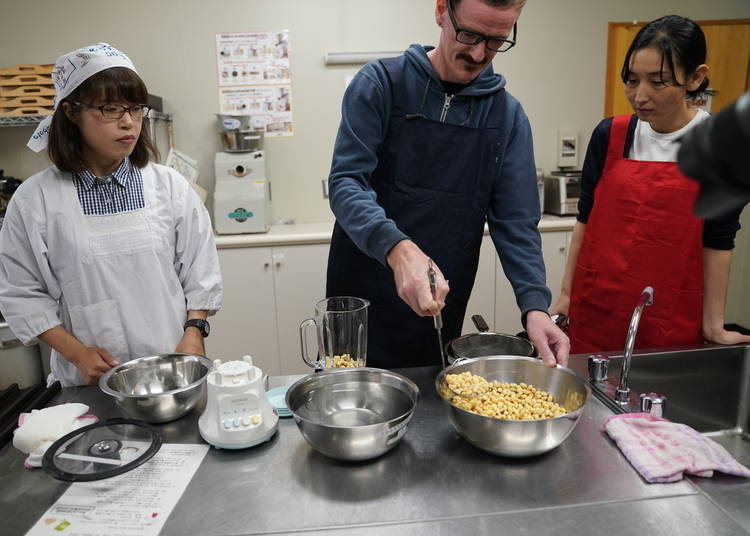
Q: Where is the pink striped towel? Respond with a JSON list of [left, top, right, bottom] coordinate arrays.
[[603, 413, 750, 483]]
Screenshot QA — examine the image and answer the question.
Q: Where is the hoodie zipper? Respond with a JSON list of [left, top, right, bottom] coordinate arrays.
[[439, 94, 453, 122]]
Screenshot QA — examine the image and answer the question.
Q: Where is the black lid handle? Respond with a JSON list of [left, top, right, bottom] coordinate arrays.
[[471, 314, 490, 332]]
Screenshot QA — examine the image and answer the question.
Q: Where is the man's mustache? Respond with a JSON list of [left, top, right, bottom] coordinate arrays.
[[456, 53, 488, 66]]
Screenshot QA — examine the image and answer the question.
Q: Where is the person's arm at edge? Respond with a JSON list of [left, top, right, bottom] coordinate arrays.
[[702, 248, 750, 344]]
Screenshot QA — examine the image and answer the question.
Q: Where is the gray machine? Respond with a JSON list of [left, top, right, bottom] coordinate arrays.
[[543, 170, 581, 216]]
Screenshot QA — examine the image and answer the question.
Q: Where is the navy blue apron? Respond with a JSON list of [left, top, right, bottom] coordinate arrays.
[[327, 58, 506, 368]]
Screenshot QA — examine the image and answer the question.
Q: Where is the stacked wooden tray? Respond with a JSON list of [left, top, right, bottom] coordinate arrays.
[[0, 64, 54, 117]]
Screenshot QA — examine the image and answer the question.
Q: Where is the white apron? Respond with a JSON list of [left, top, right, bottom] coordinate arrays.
[[0, 163, 222, 386]]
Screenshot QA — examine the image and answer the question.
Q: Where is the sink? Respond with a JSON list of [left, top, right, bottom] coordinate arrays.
[[571, 345, 750, 456]]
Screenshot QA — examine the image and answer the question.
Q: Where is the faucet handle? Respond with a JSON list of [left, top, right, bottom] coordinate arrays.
[[642, 286, 654, 305], [639, 392, 667, 418], [587, 355, 609, 381]]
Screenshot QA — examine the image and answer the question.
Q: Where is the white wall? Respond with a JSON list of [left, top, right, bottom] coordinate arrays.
[[1, 0, 749, 321]]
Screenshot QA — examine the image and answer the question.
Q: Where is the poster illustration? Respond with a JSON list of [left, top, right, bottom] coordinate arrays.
[[216, 31, 293, 136]]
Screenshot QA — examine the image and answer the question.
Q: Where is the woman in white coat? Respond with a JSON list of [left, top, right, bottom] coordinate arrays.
[[0, 43, 222, 386]]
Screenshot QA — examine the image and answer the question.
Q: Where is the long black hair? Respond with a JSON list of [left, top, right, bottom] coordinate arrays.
[[621, 15, 711, 100]]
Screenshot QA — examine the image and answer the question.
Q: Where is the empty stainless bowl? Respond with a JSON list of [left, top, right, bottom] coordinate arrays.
[[436, 356, 590, 457], [99, 353, 213, 423], [285, 368, 419, 461]]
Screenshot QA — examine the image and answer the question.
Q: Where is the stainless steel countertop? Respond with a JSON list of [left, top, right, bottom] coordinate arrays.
[[1, 362, 748, 535]]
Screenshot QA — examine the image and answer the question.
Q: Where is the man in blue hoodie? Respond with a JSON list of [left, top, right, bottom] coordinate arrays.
[[326, 0, 569, 369]]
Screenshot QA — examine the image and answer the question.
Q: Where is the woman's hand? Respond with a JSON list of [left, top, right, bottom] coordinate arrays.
[[175, 329, 206, 356], [550, 293, 570, 318], [68, 346, 120, 384], [702, 325, 750, 345]]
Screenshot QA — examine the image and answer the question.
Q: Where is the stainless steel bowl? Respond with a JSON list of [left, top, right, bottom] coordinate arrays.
[[219, 130, 264, 153], [436, 356, 590, 457], [99, 353, 213, 423], [285, 368, 419, 461]]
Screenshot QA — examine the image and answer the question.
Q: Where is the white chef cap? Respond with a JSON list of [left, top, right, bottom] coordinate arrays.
[[27, 42, 137, 153]]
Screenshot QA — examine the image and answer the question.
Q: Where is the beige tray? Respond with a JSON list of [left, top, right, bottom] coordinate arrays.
[[0, 95, 54, 107], [0, 106, 53, 117], [0, 85, 55, 97], [0, 74, 53, 87], [0, 64, 53, 76]]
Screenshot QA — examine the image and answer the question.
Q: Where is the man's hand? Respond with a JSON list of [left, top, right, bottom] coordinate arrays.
[[386, 240, 449, 316], [68, 346, 120, 384], [525, 310, 570, 367]]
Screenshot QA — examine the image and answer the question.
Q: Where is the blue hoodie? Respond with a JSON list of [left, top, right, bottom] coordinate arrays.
[[328, 44, 550, 316]]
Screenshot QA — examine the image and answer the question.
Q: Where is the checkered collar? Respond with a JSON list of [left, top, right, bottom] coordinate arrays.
[[75, 158, 132, 191]]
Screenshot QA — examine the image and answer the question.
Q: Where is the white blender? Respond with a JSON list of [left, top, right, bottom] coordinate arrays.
[[213, 114, 271, 234], [198, 355, 279, 449]]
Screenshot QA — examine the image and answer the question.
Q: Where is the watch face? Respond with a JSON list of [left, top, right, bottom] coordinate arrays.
[[203, 321, 210, 337]]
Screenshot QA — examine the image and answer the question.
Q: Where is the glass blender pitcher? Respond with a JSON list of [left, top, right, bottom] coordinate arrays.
[[299, 297, 369, 370]]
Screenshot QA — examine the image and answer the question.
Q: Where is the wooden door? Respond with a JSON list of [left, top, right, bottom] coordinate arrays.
[[604, 19, 750, 117]]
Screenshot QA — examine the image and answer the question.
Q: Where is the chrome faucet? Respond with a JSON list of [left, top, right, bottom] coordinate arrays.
[[615, 286, 654, 405]]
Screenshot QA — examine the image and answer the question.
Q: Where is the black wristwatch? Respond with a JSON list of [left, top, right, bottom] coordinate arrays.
[[184, 319, 210, 338]]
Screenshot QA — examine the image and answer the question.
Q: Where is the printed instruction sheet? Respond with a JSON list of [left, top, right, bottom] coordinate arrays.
[[26, 443, 209, 536], [216, 30, 294, 136]]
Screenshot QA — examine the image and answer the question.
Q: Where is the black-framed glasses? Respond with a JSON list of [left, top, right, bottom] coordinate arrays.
[[72, 102, 151, 120], [446, 0, 517, 52]]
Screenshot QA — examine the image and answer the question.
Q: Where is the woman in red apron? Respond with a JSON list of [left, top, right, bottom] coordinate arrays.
[[551, 15, 750, 354]]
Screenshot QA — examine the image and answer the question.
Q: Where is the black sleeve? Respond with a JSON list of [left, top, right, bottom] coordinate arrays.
[[703, 205, 744, 250], [577, 118, 612, 223]]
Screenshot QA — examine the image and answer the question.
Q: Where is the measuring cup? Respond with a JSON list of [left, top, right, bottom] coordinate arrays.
[[299, 297, 369, 370]]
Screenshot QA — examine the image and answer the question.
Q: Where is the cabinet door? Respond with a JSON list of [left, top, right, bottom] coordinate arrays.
[[272, 243, 330, 375], [462, 235, 496, 334], [210, 247, 281, 375], [541, 231, 570, 307], [493, 231, 570, 335], [494, 268, 520, 335]]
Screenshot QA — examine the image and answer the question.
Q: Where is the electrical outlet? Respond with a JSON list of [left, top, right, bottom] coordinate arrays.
[[322, 179, 329, 199], [557, 129, 578, 168]]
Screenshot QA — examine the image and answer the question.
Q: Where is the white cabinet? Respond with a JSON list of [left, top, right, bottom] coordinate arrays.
[[271, 244, 330, 375], [210, 247, 280, 374], [494, 265, 520, 335], [210, 243, 330, 376], [493, 230, 570, 335], [462, 235, 496, 334], [541, 231, 571, 307]]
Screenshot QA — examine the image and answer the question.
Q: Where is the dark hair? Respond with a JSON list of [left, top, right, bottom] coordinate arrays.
[[621, 15, 711, 100], [47, 67, 159, 173]]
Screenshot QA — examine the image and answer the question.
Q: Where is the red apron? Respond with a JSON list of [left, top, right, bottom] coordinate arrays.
[[568, 115, 704, 354]]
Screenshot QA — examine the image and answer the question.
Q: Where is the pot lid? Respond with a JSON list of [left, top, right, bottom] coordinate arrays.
[[42, 418, 162, 482]]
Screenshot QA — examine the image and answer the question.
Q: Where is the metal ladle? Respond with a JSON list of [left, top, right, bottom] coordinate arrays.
[[427, 259, 446, 371], [428, 261, 491, 399]]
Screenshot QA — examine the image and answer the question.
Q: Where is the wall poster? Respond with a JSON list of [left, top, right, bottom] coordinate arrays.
[[216, 31, 293, 137]]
